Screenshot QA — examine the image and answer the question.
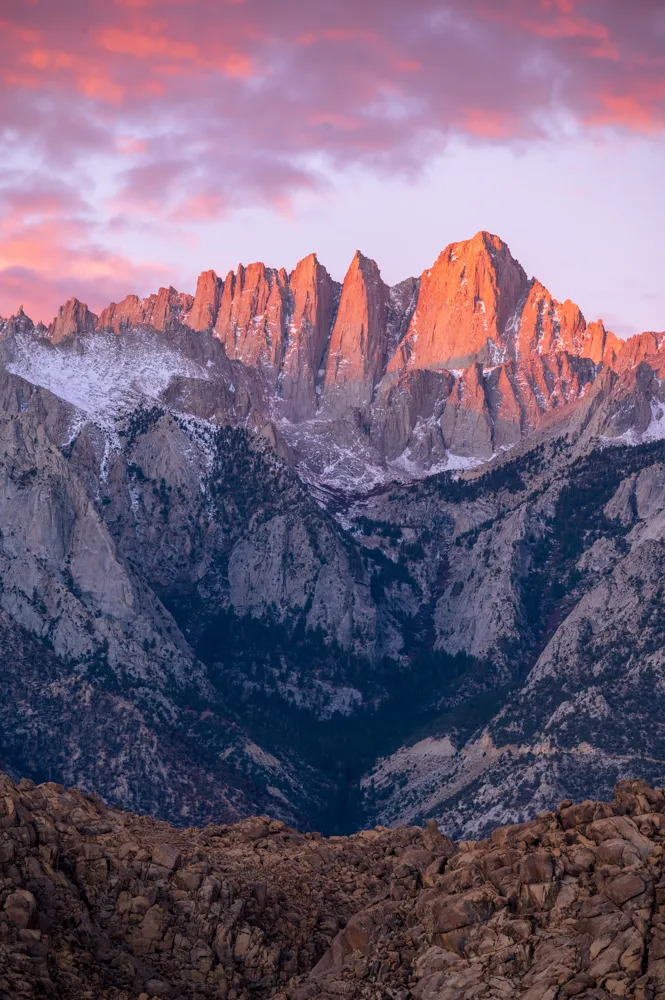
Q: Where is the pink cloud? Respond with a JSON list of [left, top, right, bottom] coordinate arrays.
[[462, 109, 520, 139], [0, 0, 663, 319], [0, 175, 173, 322], [97, 26, 200, 60], [487, 2, 619, 60], [298, 28, 380, 46]]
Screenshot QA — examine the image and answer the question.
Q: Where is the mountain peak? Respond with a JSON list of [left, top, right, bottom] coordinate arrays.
[[443, 230, 514, 262], [348, 249, 383, 282], [48, 297, 97, 344], [388, 232, 528, 374], [473, 229, 509, 249], [322, 249, 389, 408], [291, 251, 326, 283], [188, 269, 221, 332]]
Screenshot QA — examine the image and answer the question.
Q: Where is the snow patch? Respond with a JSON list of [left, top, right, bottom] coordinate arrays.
[[6, 329, 210, 430], [242, 741, 283, 771]]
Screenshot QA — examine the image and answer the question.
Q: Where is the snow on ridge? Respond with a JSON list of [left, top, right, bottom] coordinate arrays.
[[644, 398, 665, 441], [5, 329, 210, 429], [3, 327, 511, 502], [389, 449, 486, 478], [599, 397, 665, 448]]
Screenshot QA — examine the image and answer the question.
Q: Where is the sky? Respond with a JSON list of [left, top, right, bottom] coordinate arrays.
[[0, 0, 664, 337]]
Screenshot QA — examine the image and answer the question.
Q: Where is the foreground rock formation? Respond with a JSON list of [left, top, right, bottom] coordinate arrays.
[[4, 774, 665, 999]]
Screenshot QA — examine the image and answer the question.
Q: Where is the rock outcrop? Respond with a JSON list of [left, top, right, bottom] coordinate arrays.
[[278, 253, 337, 421], [388, 231, 529, 374], [187, 269, 221, 332], [214, 263, 289, 374], [322, 251, 389, 411], [98, 288, 193, 334], [615, 331, 665, 373], [4, 774, 665, 999], [48, 297, 97, 343]]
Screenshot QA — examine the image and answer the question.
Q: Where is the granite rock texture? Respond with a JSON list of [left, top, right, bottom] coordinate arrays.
[[3, 774, 665, 999]]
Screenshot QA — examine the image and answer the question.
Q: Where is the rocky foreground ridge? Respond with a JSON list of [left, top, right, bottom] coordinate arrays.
[[5, 774, 665, 1000]]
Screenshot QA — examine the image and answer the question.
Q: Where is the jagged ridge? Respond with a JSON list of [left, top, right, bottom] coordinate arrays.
[[5, 232, 663, 486]]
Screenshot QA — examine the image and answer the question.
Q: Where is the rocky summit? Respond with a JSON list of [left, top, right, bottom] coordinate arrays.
[[2, 230, 658, 489], [5, 773, 665, 999], [1, 232, 665, 848]]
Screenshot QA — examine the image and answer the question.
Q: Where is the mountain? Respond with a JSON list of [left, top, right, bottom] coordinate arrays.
[[13, 231, 657, 485], [14, 230, 644, 489], [1, 232, 665, 840], [3, 771, 665, 999]]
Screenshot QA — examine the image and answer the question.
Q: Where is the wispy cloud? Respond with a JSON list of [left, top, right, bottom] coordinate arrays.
[[0, 0, 663, 319]]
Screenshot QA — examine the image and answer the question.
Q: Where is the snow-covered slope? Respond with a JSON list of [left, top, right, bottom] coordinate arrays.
[[5, 328, 211, 429]]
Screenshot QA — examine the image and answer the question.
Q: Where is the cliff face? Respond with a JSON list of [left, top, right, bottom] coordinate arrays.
[[388, 231, 529, 374], [48, 297, 97, 343], [3, 772, 665, 1000], [322, 251, 389, 410], [97, 286, 194, 334], [279, 253, 338, 421], [145, 255, 341, 421], [187, 269, 221, 332]]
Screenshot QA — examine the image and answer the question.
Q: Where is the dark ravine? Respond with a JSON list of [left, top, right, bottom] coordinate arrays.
[[4, 773, 665, 999]]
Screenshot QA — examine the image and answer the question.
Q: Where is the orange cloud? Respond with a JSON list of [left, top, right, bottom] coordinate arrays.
[[222, 52, 254, 78], [77, 72, 126, 103], [589, 87, 665, 131], [463, 108, 517, 138], [26, 49, 75, 70], [98, 26, 199, 60], [298, 28, 379, 46], [97, 23, 255, 80], [521, 12, 618, 59]]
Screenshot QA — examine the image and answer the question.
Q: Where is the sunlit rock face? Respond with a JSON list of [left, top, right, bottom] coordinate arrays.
[[97, 286, 193, 334], [388, 231, 529, 374], [48, 297, 97, 343], [180, 254, 338, 421], [187, 268, 221, 332], [321, 250, 389, 411], [4, 231, 664, 490]]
